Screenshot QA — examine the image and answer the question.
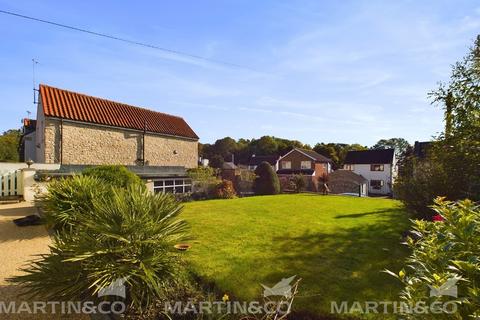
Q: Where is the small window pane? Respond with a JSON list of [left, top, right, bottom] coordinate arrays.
[[164, 180, 174, 186], [300, 161, 311, 169]]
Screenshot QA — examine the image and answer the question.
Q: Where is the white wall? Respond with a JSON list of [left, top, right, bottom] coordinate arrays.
[[24, 131, 36, 162], [350, 164, 393, 195]]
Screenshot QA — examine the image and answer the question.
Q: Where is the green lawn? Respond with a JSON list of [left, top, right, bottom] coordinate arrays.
[[181, 194, 410, 318]]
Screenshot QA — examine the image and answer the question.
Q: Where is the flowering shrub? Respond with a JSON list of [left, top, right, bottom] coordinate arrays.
[[386, 197, 480, 319]]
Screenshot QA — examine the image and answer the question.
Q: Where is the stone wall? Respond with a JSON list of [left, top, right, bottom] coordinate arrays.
[[43, 119, 198, 168]]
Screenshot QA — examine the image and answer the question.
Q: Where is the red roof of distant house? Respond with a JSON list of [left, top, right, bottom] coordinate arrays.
[[39, 84, 199, 140]]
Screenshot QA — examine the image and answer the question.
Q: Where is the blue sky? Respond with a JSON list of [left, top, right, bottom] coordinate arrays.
[[0, 1, 479, 146]]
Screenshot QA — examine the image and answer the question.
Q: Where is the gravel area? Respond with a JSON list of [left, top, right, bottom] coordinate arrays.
[[0, 202, 87, 319]]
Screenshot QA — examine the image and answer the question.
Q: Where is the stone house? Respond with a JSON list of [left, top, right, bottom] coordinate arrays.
[[25, 84, 199, 193]]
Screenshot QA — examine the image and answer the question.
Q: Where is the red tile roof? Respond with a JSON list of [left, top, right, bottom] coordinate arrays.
[[39, 84, 199, 140]]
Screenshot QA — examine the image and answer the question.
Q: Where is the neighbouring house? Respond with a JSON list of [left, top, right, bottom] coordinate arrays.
[[19, 118, 37, 162], [22, 84, 199, 194], [328, 169, 368, 197], [343, 149, 396, 195], [277, 148, 332, 176], [247, 154, 281, 171], [276, 148, 332, 191]]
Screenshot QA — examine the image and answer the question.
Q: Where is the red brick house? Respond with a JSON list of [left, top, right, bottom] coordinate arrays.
[[276, 148, 332, 191], [277, 148, 332, 177]]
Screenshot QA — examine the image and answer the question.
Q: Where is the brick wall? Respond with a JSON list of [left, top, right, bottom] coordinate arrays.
[[279, 150, 314, 170], [43, 119, 198, 167]]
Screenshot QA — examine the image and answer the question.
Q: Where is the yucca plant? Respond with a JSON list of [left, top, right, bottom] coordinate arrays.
[[37, 175, 109, 231], [11, 183, 189, 311]]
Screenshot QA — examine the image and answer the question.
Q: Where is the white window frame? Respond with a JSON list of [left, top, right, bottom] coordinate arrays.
[[344, 164, 354, 171], [300, 161, 311, 169], [370, 164, 384, 171], [153, 178, 192, 194], [282, 161, 291, 169]]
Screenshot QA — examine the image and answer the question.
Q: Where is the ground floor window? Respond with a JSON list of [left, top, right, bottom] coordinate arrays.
[[153, 178, 192, 194], [370, 179, 384, 190]]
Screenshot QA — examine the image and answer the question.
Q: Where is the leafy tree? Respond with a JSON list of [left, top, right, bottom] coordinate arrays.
[[372, 138, 411, 158], [253, 136, 278, 155], [428, 35, 480, 201], [313, 143, 367, 169], [394, 158, 452, 219], [0, 129, 21, 162], [253, 162, 280, 195], [208, 154, 225, 169], [214, 137, 237, 158], [396, 35, 480, 215]]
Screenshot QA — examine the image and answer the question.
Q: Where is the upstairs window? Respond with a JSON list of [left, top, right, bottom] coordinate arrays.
[[370, 164, 384, 171], [300, 161, 311, 169], [282, 161, 291, 169], [344, 164, 354, 171]]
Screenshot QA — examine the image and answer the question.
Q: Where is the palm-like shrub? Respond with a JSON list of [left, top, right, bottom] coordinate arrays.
[[11, 184, 189, 310], [253, 161, 280, 195], [37, 175, 109, 231], [83, 165, 144, 189], [387, 198, 480, 319]]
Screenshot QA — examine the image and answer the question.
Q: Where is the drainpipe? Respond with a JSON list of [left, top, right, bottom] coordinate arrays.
[[142, 121, 146, 166], [60, 119, 63, 165]]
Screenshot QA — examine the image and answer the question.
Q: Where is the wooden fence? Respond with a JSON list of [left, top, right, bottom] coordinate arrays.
[[0, 170, 23, 197]]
